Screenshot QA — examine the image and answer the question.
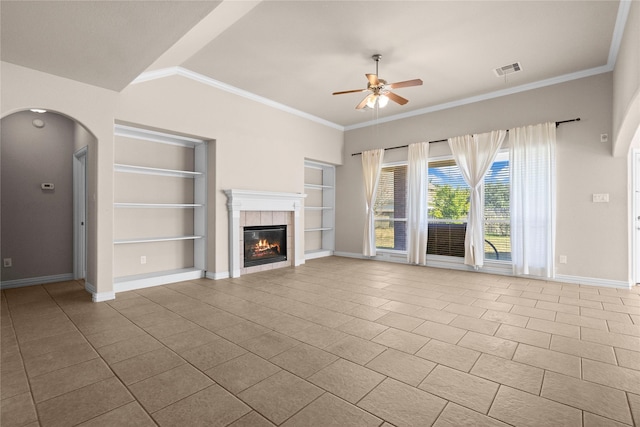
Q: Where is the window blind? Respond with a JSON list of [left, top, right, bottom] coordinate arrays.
[[374, 165, 407, 250]]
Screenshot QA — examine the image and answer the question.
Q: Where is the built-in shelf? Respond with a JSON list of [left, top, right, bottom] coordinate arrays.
[[114, 203, 203, 209], [113, 124, 208, 293], [114, 163, 203, 178], [304, 183, 333, 190], [304, 160, 335, 259], [304, 206, 333, 211], [114, 124, 204, 149], [114, 236, 203, 245]]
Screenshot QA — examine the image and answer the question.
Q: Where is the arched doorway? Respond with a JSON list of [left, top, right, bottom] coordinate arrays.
[[1, 109, 97, 290]]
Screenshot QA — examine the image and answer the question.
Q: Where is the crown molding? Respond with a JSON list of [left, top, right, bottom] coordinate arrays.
[[131, 67, 344, 131], [345, 64, 613, 131], [131, 1, 631, 133]]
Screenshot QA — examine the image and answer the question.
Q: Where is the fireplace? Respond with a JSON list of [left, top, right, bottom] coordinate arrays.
[[225, 189, 306, 278], [243, 225, 287, 267]]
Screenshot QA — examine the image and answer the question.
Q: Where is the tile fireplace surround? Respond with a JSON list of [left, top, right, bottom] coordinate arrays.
[[225, 190, 306, 278]]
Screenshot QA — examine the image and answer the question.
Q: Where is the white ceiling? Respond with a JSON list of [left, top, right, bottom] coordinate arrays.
[[1, 1, 627, 128], [1, 1, 221, 91]]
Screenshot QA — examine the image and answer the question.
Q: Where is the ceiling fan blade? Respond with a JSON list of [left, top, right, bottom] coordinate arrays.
[[332, 88, 367, 95], [356, 94, 373, 109], [387, 79, 423, 89], [366, 74, 379, 86], [386, 91, 409, 105]]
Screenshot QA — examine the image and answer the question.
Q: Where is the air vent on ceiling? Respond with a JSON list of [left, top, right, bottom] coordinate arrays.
[[494, 62, 522, 77]]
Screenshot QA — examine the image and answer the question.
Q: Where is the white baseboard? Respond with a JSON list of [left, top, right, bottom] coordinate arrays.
[[0, 273, 74, 289], [333, 251, 409, 264], [333, 252, 630, 289], [333, 251, 511, 274], [207, 271, 230, 280], [114, 268, 204, 294], [333, 251, 366, 259], [84, 281, 115, 302], [425, 255, 514, 276], [554, 274, 631, 289], [334, 251, 409, 263], [305, 250, 334, 260]]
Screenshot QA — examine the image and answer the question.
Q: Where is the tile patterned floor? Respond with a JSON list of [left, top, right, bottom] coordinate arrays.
[[2, 257, 640, 426]]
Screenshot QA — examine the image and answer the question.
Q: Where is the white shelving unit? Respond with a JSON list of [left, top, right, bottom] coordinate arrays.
[[113, 124, 207, 293], [304, 160, 335, 259], [114, 163, 203, 178], [113, 236, 203, 245], [113, 203, 203, 209]]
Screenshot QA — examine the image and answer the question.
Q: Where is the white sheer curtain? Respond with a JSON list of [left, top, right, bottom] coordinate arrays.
[[448, 130, 506, 268], [510, 122, 556, 277], [361, 149, 385, 257], [407, 142, 430, 265]]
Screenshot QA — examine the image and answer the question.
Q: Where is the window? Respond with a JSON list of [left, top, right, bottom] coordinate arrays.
[[374, 165, 407, 251], [427, 159, 469, 257], [427, 152, 511, 261], [484, 154, 510, 261], [373, 153, 510, 261], [428, 159, 470, 222]]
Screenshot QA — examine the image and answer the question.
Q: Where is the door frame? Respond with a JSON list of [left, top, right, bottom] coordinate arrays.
[[633, 149, 640, 285], [73, 146, 88, 280]]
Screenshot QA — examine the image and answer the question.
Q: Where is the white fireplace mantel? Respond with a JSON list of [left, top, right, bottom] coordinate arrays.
[[225, 189, 306, 277]]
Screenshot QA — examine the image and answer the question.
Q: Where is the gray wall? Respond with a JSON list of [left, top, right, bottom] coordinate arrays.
[[336, 73, 628, 283], [1, 111, 75, 281]]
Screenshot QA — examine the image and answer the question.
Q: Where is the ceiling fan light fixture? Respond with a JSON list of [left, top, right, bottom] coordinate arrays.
[[366, 94, 377, 109], [378, 94, 389, 108]]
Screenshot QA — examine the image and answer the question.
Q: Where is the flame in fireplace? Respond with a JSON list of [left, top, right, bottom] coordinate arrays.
[[253, 239, 280, 256]]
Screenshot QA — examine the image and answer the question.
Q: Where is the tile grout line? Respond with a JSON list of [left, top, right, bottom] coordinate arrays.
[[105, 286, 394, 425], [3, 259, 639, 426], [109, 297, 284, 425], [2, 289, 41, 426], [188, 277, 410, 424], [43, 283, 161, 426]]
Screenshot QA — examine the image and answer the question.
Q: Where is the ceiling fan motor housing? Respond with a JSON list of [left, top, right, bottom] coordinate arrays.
[[368, 79, 387, 94]]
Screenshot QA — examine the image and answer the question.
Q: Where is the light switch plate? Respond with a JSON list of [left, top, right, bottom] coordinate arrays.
[[592, 193, 609, 203]]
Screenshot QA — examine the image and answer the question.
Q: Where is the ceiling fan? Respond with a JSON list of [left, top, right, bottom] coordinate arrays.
[[332, 54, 423, 109]]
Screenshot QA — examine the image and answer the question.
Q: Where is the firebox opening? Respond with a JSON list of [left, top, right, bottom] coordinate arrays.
[[243, 225, 287, 268]]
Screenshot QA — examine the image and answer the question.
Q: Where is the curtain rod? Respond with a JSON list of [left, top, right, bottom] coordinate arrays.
[[350, 117, 581, 156]]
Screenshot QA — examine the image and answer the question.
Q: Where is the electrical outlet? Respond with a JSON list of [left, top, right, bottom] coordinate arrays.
[[3, 258, 12, 268], [140, 256, 147, 265], [559, 255, 567, 264], [592, 193, 609, 203]]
